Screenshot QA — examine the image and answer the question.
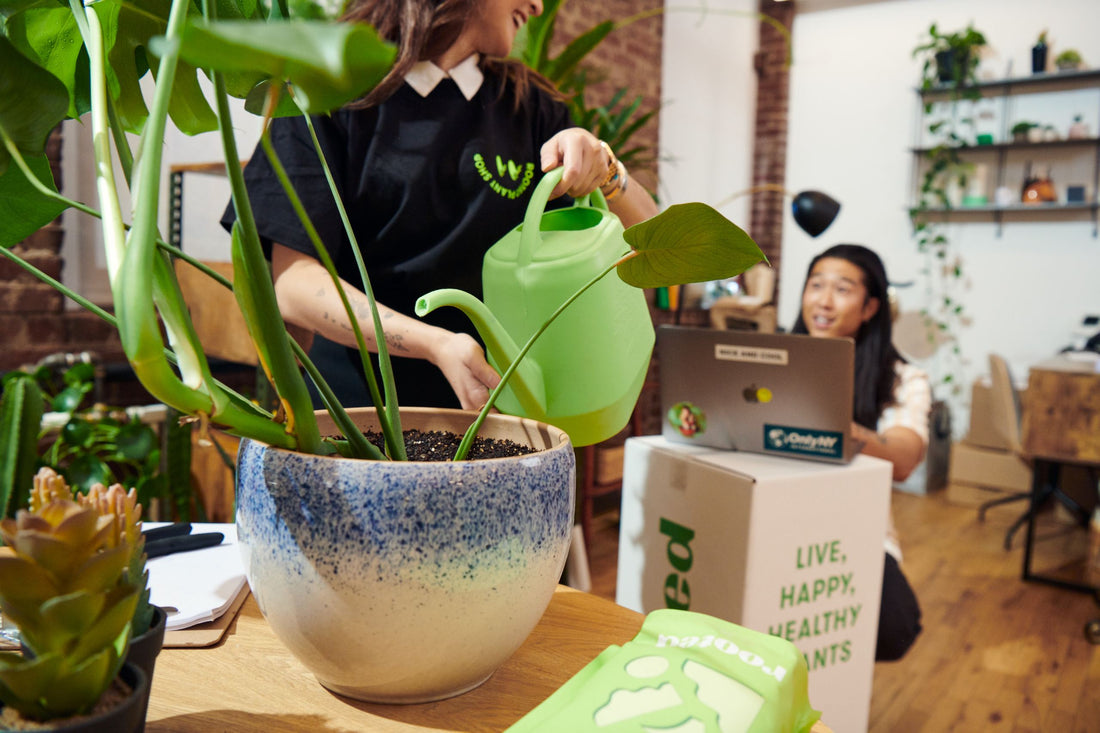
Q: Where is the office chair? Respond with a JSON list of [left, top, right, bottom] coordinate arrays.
[[977, 353, 1090, 550], [976, 354, 1031, 547]]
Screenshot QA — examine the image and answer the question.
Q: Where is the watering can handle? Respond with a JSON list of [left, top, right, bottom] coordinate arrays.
[[518, 168, 609, 267]]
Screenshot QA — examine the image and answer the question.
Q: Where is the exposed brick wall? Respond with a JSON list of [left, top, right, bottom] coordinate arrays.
[[0, 126, 128, 384], [553, 0, 664, 195], [750, 0, 794, 298]]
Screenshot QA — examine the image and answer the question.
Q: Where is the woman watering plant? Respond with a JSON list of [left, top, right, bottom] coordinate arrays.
[[222, 0, 658, 413], [791, 244, 929, 661]]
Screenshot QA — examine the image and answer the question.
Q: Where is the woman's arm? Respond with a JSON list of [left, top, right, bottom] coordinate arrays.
[[540, 128, 659, 228], [850, 422, 927, 482], [271, 244, 501, 410]]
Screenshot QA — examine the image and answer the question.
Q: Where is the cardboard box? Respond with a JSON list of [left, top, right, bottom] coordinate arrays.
[[947, 441, 1031, 493], [616, 436, 893, 733]]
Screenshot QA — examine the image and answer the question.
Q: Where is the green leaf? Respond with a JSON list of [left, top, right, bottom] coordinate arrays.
[[0, 34, 69, 175], [166, 19, 397, 115], [0, 374, 44, 518], [115, 420, 156, 461], [618, 203, 767, 288], [545, 20, 614, 84], [0, 153, 66, 249], [3, 5, 90, 120], [59, 417, 93, 448], [66, 454, 113, 493]]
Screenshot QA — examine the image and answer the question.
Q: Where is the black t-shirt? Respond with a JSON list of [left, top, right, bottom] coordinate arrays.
[[222, 69, 572, 408]]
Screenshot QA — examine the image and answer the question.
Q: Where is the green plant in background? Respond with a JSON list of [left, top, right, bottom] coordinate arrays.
[[1055, 49, 1083, 71], [913, 22, 987, 91], [0, 360, 194, 521], [0, 1, 762, 466], [908, 22, 988, 395], [0, 469, 147, 723]]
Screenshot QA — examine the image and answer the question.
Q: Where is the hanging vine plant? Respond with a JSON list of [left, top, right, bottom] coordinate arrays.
[[908, 22, 987, 394]]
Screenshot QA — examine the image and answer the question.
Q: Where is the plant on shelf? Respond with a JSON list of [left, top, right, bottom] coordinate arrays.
[[1055, 49, 1083, 72], [1010, 120, 1039, 142], [909, 22, 988, 396], [0, 468, 152, 729], [913, 22, 987, 90]]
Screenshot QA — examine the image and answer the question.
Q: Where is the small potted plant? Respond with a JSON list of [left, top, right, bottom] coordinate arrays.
[[1055, 49, 1083, 72], [1011, 121, 1039, 143], [1032, 30, 1048, 74], [913, 22, 988, 89], [0, 468, 156, 730]]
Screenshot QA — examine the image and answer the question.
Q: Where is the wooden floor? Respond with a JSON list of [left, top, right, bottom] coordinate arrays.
[[585, 489, 1100, 732]]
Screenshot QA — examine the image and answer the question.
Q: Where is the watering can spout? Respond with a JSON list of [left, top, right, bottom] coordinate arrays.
[[415, 289, 547, 417]]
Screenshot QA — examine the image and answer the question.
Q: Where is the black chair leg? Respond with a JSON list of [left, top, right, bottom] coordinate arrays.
[[978, 491, 1030, 522]]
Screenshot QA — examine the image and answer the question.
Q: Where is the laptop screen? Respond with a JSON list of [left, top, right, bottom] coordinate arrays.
[[657, 326, 856, 464]]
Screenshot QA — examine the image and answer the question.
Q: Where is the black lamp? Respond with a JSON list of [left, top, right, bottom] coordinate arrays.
[[713, 183, 841, 238], [790, 190, 841, 237]]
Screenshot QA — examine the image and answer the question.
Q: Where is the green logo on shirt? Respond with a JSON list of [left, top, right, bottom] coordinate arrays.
[[474, 153, 535, 199]]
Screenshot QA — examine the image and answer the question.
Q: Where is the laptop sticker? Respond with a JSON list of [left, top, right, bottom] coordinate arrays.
[[668, 401, 707, 438], [763, 424, 844, 460]]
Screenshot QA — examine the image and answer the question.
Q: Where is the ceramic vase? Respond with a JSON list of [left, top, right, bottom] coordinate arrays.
[[235, 407, 575, 703]]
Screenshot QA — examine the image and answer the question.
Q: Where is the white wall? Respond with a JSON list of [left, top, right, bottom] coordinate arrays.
[[658, 0, 760, 225], [663, 0, 1100, 434]]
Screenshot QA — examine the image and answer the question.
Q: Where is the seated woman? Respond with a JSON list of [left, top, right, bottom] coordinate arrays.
[[791, 243, 929, 662]]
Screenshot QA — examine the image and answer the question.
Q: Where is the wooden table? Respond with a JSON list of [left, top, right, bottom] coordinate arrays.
[[146, 586, 832, 731], [1020, 355, 1100, 594], [147, 587, 640, 732]]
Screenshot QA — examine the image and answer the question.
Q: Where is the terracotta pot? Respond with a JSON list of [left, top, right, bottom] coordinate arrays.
[[235, 408, 575, 703]]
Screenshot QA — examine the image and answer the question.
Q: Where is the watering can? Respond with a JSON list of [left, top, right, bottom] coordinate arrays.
[[416, 167, 655, 446]]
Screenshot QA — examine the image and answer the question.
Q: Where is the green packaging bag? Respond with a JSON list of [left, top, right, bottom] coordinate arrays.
[[507, 608, 821, 733]]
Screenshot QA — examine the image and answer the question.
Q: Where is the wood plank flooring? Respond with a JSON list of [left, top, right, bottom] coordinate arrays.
[[586, 489, 1100, 732]]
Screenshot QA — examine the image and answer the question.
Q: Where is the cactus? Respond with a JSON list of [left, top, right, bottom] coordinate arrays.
[[0, 468, 144, 721]]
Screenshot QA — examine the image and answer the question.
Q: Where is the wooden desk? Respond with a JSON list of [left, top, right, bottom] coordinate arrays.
[[1020, 355, 1100, 594], [146, 587, 832, 732]]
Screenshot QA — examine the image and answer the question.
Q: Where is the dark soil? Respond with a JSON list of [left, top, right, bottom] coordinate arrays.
[[363, 429, 536, 461]]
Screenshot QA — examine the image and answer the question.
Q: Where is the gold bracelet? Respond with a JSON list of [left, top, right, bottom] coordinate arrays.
[[598, 141, 619, 189], [603, 160, 628, 201]]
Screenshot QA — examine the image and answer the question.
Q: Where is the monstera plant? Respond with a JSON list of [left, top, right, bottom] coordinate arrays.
[[0, 0, 763, 463]]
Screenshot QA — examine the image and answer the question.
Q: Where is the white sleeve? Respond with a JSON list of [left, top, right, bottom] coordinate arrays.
[[876, 362, 932, 447]]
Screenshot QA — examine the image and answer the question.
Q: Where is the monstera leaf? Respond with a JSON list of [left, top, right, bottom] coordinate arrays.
[[618, 203, 768, 288], [164, 19, 396, 115]]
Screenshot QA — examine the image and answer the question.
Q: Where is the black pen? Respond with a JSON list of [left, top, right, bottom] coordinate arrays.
[[142, 522, 192, 543], [145, 532, 225, 559]]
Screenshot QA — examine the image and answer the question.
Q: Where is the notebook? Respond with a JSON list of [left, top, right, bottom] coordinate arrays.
[[657, 326, 857, 464]]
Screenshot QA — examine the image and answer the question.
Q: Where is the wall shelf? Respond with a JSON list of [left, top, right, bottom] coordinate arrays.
[[911, 70, 1100, 237]]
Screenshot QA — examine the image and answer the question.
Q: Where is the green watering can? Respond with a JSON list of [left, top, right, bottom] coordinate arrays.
[[416, 167, 655, 447]]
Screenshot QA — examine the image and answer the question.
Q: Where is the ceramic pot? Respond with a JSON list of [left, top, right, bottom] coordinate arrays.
[[235, 407, 575, 703]]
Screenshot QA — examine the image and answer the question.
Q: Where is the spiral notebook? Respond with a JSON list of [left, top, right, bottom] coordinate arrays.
[[657, 326, 857, 464]]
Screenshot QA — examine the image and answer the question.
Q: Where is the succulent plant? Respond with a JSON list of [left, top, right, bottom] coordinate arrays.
[[0, 468, 143, 722]]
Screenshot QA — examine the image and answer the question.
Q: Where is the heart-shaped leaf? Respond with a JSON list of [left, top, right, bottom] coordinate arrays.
[[618, 203, 768, 288]]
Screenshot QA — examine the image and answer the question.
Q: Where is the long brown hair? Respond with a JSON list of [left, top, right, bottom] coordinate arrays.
[[342, 0, 561, 109]]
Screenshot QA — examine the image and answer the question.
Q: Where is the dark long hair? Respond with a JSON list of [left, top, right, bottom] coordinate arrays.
[[341, 0, 560, 109], [791, 244, 901, 429]]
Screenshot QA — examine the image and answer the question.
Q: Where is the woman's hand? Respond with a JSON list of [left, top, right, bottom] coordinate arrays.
[[427, 332, 502, 411], [539, 128, 659, 228], [540, 128, 610, 199]]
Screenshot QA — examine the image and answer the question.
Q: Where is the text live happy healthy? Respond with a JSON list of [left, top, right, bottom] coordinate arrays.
[[769, 539, 862, 671]]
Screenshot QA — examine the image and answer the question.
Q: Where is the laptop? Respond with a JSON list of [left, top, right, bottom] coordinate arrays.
[[657, 326, 857, 464]]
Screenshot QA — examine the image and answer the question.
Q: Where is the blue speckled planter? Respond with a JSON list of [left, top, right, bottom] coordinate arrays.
[[235, 408, 575, 703]]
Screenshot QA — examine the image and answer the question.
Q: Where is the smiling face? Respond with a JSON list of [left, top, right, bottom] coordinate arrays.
[[442, 0, 542, 66], [800, 257, 880, 340]]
